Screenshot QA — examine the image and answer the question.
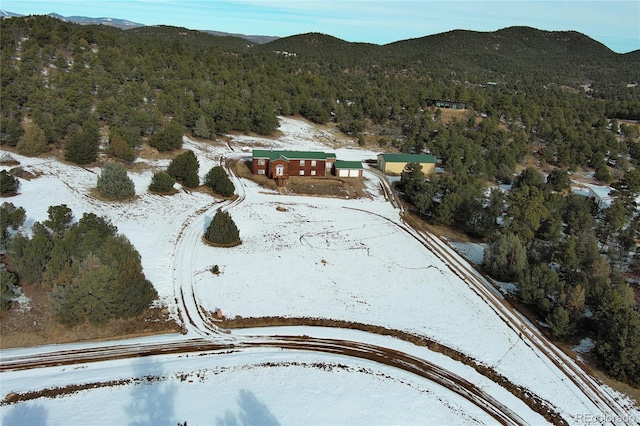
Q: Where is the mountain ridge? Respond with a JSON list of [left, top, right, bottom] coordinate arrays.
[[0, 9, 278, 43], [0, 9, 633, 54]]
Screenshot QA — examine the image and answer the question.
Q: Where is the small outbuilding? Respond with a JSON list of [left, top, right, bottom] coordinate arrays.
[[427, 99, 466, 110], [377, 153, 436, 176], [333, 160, 364, 178], [587, 185, 614, 209]]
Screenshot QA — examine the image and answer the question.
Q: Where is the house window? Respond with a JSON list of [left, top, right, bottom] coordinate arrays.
[[276, 165, 284, 176], [311, 170, 316, 176], [258, 169, 265, 175], [258, 159, 265, 165], [311, 160, 317, 166], [300, 160, 305, 166], [299, 170, 305, 176]]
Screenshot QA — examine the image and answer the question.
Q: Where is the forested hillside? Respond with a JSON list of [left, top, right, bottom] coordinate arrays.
[[1, 15, 639, 156], [1, 15, 639, 387]]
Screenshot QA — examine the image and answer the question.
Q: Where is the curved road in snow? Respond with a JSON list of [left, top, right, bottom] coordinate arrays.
[[1, 150, 635, 425]]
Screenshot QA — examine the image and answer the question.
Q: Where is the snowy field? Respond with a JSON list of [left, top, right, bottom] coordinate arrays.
[[1, 117, 638, 425]]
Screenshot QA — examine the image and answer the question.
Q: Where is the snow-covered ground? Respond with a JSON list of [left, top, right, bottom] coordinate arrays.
[[1, 117, 638, 425]]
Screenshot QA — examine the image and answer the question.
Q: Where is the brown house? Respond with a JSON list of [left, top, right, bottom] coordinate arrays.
[[252, 150, 337, 179]]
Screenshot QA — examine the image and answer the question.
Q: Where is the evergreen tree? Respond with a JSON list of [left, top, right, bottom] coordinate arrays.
[[518, 264, 564, 314], [65, 121, 100, 164], [482, 232, 528, 282], [546, 306, 574, 338], [399, 162, 426, 197], [48, 282, 85, 326], [0, 202, 26, 249], [194, 115, 212, 139], [149, 121, 184, 152], [37, 210, 158, 326], [512, 167, 547, 191], [148, 171, 176, 193], [167, 150, 199, 188], [204, 166, 234, 197], [546, 169, 571, 192], [595, 284, 640, 386], [594, 162, 612, 184], [11, 230, 54, 284], [97, 163, 135, 200], [43, 241, 73, 288], [0, 270, 18, 311], [0, 170, 19, 196], [107, 131, 136, 161], [43, 204, 73, 240], [506, 185, 549, 241], [17, 123, 48, 156], [0, 118, 24, 147], [205, 209, 240, 246]]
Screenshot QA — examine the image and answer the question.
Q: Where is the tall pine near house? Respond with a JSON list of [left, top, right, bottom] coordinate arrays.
[[205, 209, 240, 246]]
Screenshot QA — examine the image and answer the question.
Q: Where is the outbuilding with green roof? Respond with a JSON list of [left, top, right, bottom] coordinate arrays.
[[377, 153, 436, 176], [333, 160, 364, 177]]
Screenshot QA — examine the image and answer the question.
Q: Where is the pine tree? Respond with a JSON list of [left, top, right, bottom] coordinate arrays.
[[148, 171, 176, 193], [0, 270, 18, 311], [44, 204, 73, 239], [0, 170, 19, 196], [65, 123, 100, 164], [0, 202, 26, 249], [97, 163, 135, 200], [194, 115, 211, 139], [17, 123, 48, 156], [482, 232, 528, 282], [204, 166, 235, 197], [167, 150, 199, 188], [205, 209, 240, 246], [150, 121, 184, 152], [107, 131, 136, 162]]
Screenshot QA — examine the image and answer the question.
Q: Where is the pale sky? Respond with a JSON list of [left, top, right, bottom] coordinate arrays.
[[2, 0, 639, 53]]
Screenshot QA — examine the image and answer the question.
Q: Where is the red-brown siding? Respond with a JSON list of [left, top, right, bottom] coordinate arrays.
[[253, 157, 328, 178]]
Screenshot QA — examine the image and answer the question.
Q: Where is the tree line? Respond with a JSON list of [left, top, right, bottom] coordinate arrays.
[[1, 16, 638, 171], [400, 164, 640, 386]]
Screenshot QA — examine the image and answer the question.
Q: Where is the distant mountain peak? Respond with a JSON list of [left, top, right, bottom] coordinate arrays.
[[0, 10, 144, 29]]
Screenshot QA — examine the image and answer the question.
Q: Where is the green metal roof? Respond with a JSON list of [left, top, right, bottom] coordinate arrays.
[[253, 149, 334, 161], [334, 160, 363, 169], [378, 153, 436, 163]]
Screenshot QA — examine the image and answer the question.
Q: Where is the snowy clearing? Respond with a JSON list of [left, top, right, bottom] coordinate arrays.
[[1, 117, 638, 425]]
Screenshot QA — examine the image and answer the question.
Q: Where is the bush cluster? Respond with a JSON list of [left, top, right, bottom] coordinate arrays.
[[6, 205, 157, 325]]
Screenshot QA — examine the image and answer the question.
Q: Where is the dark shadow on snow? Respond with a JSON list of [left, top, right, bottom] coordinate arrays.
[[2, 403, 48, 426], [217, 389, 280, 426], [126, 357, 177, 426]]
